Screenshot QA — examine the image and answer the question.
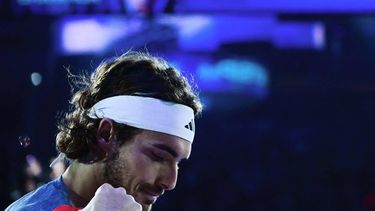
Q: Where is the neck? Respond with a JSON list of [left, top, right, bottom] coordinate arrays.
[[62, 161, 104, 208]]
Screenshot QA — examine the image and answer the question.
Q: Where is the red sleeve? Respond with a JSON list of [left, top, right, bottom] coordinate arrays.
[[54, 205, 81, 211]]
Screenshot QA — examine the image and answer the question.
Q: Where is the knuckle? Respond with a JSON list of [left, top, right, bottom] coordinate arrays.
[[127, 194, 136, 202], [101, 183, 112, 190], [115, 187, 127, 195], [96, 183, 113, 195]]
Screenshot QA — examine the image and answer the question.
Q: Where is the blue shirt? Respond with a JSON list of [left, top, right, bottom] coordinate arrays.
[[5, 177, 73, 211]]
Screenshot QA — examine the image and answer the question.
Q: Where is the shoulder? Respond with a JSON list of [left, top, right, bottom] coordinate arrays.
[[5, 177, 71, 211]]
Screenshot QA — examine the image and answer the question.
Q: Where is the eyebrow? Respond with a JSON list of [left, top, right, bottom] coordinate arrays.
[[152, 143, 178, 158]]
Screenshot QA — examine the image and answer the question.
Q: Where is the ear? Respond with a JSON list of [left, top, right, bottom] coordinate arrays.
[[95, 118, 118, 161], [97, 118, 114, 141]]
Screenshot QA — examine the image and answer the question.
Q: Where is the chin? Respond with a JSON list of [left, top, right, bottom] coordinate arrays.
[[141, 204, 152, 211], [135, 193, 155, 211]]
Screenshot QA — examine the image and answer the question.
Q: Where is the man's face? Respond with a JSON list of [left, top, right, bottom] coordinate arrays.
[[104, 130, 191, 211]]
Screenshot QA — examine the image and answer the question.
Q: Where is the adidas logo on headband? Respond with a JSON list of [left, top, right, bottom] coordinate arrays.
[[184, 119, 195, 132]]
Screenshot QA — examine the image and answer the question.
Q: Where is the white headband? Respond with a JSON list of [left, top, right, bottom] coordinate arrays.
[[87, 96, 195, 143]]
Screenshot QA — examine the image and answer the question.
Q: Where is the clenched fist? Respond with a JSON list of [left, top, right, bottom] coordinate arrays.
[[81, 183, 142, 211]]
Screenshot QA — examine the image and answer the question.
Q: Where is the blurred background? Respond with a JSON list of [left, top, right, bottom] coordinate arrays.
[[1, 0, 375, 210]]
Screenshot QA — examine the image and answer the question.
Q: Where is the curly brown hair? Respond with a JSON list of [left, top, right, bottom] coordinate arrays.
[[56, 51, 202, 163]]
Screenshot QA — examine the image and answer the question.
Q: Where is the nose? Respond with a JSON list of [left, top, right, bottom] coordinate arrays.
[[157, 164, 178, 191]]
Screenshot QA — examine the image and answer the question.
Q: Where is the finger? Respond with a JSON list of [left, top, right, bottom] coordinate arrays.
[[96, 183, 113, 193], [114, 187, 138, 205], [114, 186, 127, 195], [112, 188, 141, 210], [131, 202, 142, 211]]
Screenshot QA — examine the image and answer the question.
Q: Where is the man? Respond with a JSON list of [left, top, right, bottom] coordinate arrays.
[[6, 51, 202, 211]]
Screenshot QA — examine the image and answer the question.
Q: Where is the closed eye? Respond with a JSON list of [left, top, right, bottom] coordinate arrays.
[[150, 153, 163, 162], [147, 143, 189, 167], [150, 150, 170, 162]]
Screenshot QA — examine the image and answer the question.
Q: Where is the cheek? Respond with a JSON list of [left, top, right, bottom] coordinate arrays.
[[131, 151, 161, 183]]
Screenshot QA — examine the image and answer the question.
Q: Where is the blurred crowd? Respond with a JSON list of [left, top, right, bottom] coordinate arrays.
[[8, 154, 67, 203]]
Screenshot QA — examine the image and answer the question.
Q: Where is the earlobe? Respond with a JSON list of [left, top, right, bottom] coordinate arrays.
[[97, 136, 117, 161], [98, 137, 110, 151]]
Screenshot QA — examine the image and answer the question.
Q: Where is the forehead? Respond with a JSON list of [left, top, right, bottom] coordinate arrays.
[[133, 130, 192, 159]]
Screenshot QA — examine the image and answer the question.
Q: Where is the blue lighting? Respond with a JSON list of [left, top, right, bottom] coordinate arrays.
[[62, 19, 110, 53], [198, 59, 268, 85], [30, 72, 42, 86], [57, 15, 324, 55], [273, 22, 325, 49], [125, 0, 169, 14], [177, 15, 274, 51], [165, 53, 268, 97], [197, 59, 268, 96], [58, 16, 143, 54], [17, 0, 100, 5], [173, 15, 324, 51], [177, 0, 375, 13]]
